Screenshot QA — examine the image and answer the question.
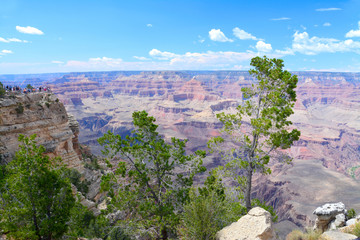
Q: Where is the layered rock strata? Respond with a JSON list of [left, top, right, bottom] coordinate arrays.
[[0, 92, 82, 169]]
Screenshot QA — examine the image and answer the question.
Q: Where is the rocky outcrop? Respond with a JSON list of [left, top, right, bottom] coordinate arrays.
[[313, 202, 347, 232], [0, 92, 82, 169], [216, 207, 274, 240], [320, 231, 358, 240]]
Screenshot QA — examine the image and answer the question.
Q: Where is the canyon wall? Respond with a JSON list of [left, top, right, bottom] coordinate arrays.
[[0, 92, 82, 169]]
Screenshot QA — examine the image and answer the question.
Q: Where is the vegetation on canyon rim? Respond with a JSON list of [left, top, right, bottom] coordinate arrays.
[[209, 56, 300, 211], [0, 56, 300, 239]]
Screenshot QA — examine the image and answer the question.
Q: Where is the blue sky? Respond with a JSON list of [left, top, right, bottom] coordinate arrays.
[[1, 0, 360, 74]]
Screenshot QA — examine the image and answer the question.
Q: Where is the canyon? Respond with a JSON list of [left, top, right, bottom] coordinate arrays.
[[1, 70, 360, 233]]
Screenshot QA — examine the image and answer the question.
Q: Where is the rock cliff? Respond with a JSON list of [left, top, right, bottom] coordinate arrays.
[[0, 92, 82, 169]]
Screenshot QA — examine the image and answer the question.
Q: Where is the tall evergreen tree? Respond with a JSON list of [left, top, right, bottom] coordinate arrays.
[[208, 56, 301, 211]]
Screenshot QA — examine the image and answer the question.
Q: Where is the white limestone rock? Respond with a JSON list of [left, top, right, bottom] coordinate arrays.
[[313, 202, 347, 232], [320, 230, 357, 240], [216, 207, 274, 240]]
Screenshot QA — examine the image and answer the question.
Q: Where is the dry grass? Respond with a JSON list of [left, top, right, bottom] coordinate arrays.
[[286, 228, 323, 240]]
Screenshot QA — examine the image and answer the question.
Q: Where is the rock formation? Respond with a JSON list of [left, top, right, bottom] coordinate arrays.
[[320, 231, 358, 240], [216, 207, 275, 240], [313, 202, 347, 232], [0, 92, 82, 169]]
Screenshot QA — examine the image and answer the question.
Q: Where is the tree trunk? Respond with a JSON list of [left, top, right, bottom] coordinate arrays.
[[245, 166, 253, 212]]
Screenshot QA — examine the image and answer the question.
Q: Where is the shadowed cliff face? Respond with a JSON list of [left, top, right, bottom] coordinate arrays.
[[0, 92, 82, 169], [17, 70, 360, 227]]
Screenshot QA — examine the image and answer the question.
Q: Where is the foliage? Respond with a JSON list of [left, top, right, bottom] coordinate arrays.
[[84, 155, 102, 170], [63, 168, 90, 195], [251, 198, 278, 222], [179, 191, 231, 240], [0, 134, 75, 240], [208, 56, 300, 210], [26, 84, 34, 89], [98, 110, 206, 239], [15, 103, 24, 114], [348, 208, 356, 219], [66, 202, 131, 239], [179, 172, 246, 240], [0, 81, 5, 97], [286, 228, 322, 240]]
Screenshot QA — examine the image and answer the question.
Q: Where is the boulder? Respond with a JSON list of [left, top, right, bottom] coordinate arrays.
[[313, 202, 347, 232], [330, 213, 347, 230], [346, 218, 358, 226], [320, 230, 357, 240], [216, 207, 274, 240]]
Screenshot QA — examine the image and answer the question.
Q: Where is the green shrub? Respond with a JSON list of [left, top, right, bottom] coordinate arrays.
[[251, 198, 278, 222], [0, 82, 5, 97], [64, 168, 90, 195], [84, 155, 102, 170], [179, 191, 229, 240], [45, 102, 50, 108], [179, 188, 246, 240], [15, 103, 24, 114], [348, 208, 356, 219]]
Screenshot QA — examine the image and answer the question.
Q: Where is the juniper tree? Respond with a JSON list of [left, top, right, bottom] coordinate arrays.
[[208, 56, 300, 211], [0, 134, 75, 240], [98, 110, 206, 239]]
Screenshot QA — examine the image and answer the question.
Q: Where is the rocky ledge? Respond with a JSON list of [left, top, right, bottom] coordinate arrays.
[[0, 92, 82, 169]]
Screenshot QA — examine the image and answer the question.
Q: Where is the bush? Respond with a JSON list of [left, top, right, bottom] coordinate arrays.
[[0, 82, 5, 97], [179, 188, 246, 240], [179, 191, 229, 240], [15, 103, 24, 114], [251, 198, 278, 222], [45, 102, 50, 108], [348, 208, 356, 219], [63, 168, 90, 195]]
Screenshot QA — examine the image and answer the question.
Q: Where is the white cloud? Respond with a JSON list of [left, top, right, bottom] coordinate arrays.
[[146, 24, 152, 27], [275, 48, 295, 55], [208, 29, 233, 42], [149, 48, 179, 60], [66, 57, 123, 69], [255, 41, 272, 52], [51, 60, 64, 64], [0, 49, 13, 55], [2, 50, 13, 54], [315, 8, 342, 11], [232, 27, 257, 40], [133, 56, 149, 61], [0, 37, 28, 43], [63, 50, 259, 71], [16, 26, 44, 35], [198, 35, 205, 43], [345, 21, 360, 38], [271, 17, 291, 21], [323, 22, 331, 27], [292, 31, 360, 55]]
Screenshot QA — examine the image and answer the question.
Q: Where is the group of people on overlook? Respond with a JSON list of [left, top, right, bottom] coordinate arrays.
[[2, 85, 51, 94]]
